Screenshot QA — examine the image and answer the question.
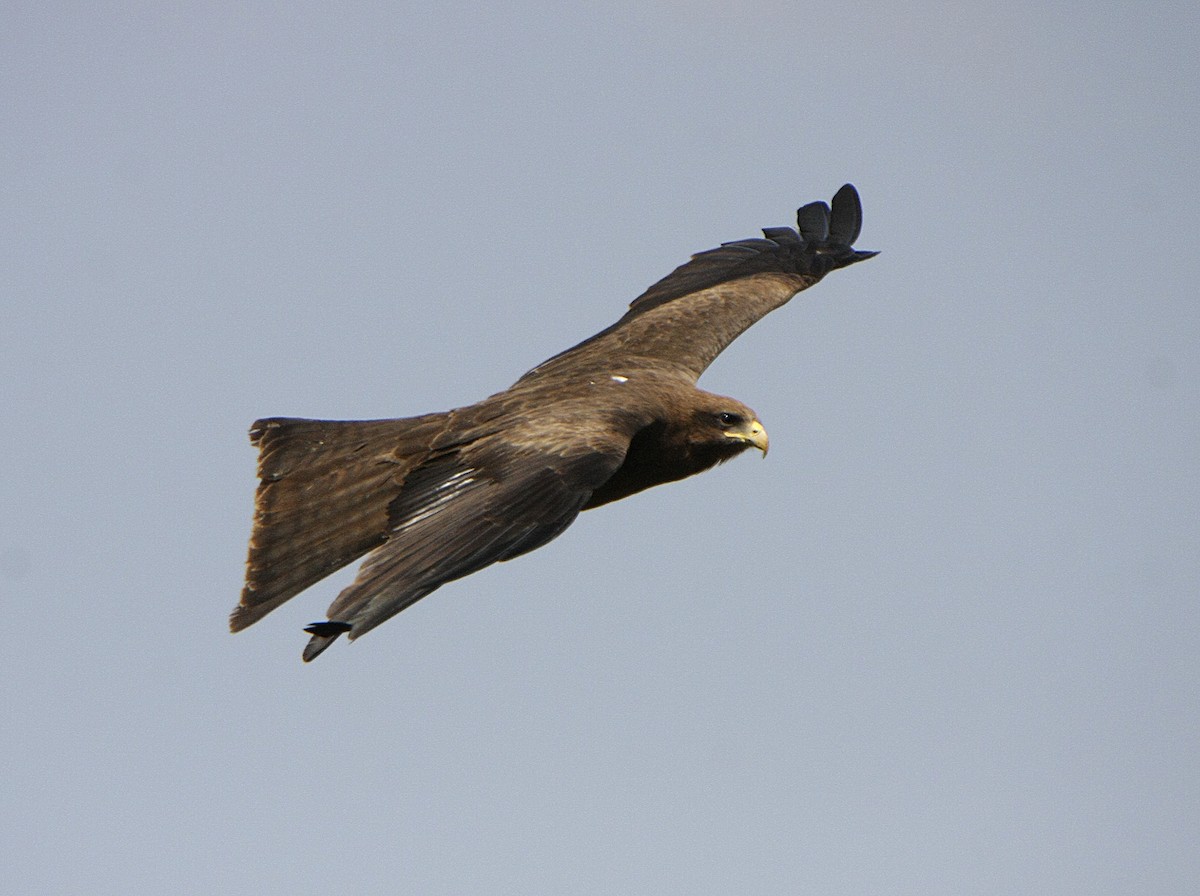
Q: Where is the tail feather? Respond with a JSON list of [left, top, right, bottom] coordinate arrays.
[[231, 414, 449, 632]]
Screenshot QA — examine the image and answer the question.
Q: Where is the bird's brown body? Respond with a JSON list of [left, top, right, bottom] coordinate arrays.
[[233, 185, 875, 660]]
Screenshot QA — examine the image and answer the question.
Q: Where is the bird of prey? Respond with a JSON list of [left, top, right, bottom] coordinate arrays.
[[232, 184, 876, 660]]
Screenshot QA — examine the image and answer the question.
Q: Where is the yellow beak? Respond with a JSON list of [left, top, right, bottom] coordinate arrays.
[[739, 419, 769, 456]]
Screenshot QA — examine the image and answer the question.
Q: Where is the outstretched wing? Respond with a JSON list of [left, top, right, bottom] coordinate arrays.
[[301, 430, 627, 660], [523, 184, 876, 384]]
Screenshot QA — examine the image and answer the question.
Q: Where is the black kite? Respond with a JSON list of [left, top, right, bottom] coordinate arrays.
[[233, 184, 876, 660]]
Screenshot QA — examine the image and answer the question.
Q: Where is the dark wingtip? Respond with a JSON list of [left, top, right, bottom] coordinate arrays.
[[828, 183, 864, 245], [304, 620, 353, 636], [796, 200, 831, 243], [821, 184, 876, 270], [797, 184, 872, 261], [302, 620, 352, 662], [575, 183, 874, 335], [850, 249, 880, 263]]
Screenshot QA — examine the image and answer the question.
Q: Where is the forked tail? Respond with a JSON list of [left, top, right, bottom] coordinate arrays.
[[231, 414, 448, 633]]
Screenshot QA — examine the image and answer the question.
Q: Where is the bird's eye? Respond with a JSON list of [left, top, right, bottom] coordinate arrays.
[[717, 412, 742, 426]]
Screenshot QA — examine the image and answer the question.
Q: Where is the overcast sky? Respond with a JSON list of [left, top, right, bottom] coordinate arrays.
[[3, 2, 1198, 894]]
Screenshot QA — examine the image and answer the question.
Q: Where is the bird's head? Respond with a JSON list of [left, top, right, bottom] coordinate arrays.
[[686, 394, 769, 462]]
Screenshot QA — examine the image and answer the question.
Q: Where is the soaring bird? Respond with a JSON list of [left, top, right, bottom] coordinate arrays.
[[232, 184, 876, 660]]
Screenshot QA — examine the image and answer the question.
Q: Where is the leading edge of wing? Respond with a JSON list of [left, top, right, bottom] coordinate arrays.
[[523, 184, 876, 378]]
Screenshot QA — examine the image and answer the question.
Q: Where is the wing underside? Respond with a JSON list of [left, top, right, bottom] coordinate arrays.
[[302, 440, 626, 660]]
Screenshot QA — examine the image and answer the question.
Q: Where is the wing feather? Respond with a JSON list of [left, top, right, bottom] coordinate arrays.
[[828, 183, 865, 245], [522, 184, 876, 383], [302, 438, 626, 659], [796, 200, 831, 243]]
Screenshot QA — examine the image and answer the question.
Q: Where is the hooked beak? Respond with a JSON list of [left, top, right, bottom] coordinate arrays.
[[738, 419, 769, 457]]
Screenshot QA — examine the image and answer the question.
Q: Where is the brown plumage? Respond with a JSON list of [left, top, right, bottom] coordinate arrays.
[[233, 184, 876, 660]]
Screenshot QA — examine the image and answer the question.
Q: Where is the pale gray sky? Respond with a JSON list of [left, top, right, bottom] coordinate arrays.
[[3, 2, 1198, 893]]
